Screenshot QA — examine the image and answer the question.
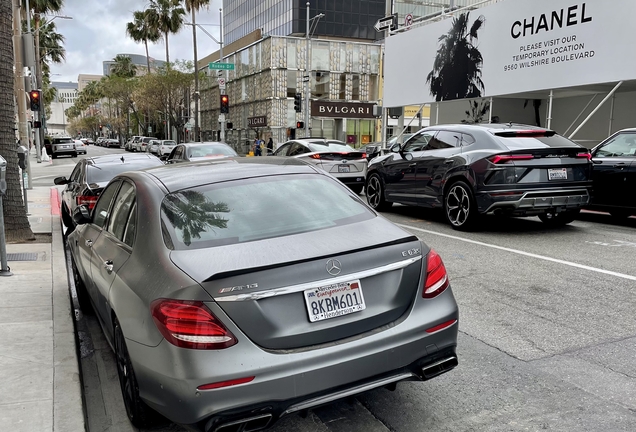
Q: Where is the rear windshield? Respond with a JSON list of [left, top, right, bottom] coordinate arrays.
[[161, 175, 374, 249], [308, 142, 355, 152], [53, 138, 74, 144], [87, 160, 163, 184], [496, 134, 580, 149], [163, 141, 176, 146], [188, 144, 237, 158]]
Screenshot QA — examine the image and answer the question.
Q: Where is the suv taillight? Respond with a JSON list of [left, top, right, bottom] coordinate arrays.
[[76, 195, 98, 209], [489, 154, 534, 164], [423, 249, 450, 299], [150, 299, 237, 349]]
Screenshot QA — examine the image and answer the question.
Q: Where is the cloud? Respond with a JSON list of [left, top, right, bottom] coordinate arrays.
[[50, 0, 223, 82]]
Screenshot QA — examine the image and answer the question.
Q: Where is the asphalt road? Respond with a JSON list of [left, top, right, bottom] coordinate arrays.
[[36, 147, 636, 432]]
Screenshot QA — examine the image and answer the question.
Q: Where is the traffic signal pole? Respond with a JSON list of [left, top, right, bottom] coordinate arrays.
[[304, 2, 311, 137], [219, 8, 226, 143]]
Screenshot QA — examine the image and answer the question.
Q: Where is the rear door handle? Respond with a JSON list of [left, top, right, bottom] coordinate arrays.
[[104, 260, 113, 273], [613, 163, 627, 169], [85, 239, 93, 247]]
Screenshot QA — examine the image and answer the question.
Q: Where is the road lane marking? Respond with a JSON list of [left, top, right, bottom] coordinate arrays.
[[396, 223, 636, 282]]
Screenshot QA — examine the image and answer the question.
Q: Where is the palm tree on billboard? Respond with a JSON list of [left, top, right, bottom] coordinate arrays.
[[427, 12, 486, 102]]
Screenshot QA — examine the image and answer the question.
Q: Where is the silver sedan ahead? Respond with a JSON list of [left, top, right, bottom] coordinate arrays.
[[67, 157, 459, 432]]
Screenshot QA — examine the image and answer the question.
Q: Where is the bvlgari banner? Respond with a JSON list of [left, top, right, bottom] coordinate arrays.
[[384, 0, 636, 107], [311, 101, 376, 119]]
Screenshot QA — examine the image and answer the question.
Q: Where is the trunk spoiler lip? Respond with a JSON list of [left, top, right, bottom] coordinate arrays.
[[214, 254, 423, 303], [200, 235, 420, 283]]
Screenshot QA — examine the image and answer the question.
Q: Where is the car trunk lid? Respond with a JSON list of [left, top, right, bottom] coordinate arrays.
[[170, 219, 424, 350]]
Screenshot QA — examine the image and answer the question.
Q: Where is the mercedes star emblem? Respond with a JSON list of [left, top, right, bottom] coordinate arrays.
[[326, 259, 342, 276]]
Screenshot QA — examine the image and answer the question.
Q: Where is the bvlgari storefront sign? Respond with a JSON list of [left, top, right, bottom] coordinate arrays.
[[311, 101, 376, 119], [248, 116, 267, 127]]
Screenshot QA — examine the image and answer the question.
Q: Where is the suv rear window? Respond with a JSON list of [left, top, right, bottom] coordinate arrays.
[[54, 138, 74, 144], [161, 174, 373, 249], [495, 134, 580, 149]]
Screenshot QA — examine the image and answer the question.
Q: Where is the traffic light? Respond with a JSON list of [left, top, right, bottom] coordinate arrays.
[[293, 93, 302, 112], [29, 90, 41, 112], [220, 94, 229, 113], [227, 122, 233, 129], [296, 121, 304, 129]]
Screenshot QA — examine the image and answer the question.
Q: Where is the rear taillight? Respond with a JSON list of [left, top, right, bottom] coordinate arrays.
[[423, 249, 450, 299], [308, 154, 321, 159], [576, 152, 592, 160], [489, 154, 534, 164], [150, 299, 237, 350], [76, 195, 98, 210], [361, 153, 367, 158]]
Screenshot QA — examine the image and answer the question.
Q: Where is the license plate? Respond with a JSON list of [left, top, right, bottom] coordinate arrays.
[[338, 165, 351, 173], [548, 168, 568, 180], [303, 280, 366, 322], [62, 145, 69, 149]]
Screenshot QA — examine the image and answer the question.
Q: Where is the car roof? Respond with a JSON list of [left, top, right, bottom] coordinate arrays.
[[85, 154, 161, 165], [135, 157, 319, 193], [423, 123, 555, 135]]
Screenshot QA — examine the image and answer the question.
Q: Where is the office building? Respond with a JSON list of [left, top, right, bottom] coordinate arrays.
[[103, 54, 166, 76], [223, 0, 385, 45], [47, 82, 78, 135]]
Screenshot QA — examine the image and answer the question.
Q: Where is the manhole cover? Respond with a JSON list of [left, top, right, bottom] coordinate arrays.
[[7, 253, 38, 261]]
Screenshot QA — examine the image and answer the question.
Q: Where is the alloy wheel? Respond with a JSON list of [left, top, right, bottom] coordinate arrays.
[[367, 176, 382, 208], [115, 324, 136, 422], [446, 184, 472, 227]]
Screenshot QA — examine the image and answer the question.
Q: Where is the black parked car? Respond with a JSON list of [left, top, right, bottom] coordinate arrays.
[[54, 154, 163, 229], [588, 128, 636, 218], [366, 124, 593, 230]]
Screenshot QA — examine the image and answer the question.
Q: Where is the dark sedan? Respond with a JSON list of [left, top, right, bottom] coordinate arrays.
[[588, 128, 636, 218], [67, 157, 459, 431], [166, 142, 238, 163], [366, 124, 593, 230], [54, 154, 163, 229]]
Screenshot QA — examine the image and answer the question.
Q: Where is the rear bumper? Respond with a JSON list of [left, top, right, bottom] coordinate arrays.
[[336, 175, 366, 185], [127, 289, 458, 430], [477, 187, 590, 215]]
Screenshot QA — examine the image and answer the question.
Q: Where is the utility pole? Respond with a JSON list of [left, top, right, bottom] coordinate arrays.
[[304, 2, 311, 137], [380, 0, 392, 148], [219, 8, 226, 143]]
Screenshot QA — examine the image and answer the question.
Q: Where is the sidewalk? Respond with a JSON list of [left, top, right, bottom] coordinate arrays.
[[0, 186, 85, 431]]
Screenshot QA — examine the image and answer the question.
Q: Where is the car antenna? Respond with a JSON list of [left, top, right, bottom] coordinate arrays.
[[120, 156, 125, 163]]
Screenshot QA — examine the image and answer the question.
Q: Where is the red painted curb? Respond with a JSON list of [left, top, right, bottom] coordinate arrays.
[[51, 187, 60, 216]]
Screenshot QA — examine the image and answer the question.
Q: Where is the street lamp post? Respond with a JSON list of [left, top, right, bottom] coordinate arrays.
[[305, 2, 311, 138], [219, 8, 226, 143], [191, 9, 200, 142]]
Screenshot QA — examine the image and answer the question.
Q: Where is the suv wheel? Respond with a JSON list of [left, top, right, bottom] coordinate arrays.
[[366, 174, 392, 211], [444, 181, 478, 230]]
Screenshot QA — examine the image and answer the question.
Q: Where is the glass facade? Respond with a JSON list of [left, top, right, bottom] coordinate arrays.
[[200, 35, 381, 153], [394, 0, 487, 22], [223, 0, 385, 45]]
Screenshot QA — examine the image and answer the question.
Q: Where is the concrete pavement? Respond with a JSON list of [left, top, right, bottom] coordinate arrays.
[[0, 167, 84, 431]]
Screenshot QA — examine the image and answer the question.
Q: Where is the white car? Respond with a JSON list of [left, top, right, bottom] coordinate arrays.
[[73, 139, 87, 155], [273, 139, 368, 194], [158, 140, 177, 157]]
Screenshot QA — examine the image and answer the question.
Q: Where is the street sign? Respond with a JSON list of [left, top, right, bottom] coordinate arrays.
[[209, 62, 235, 70], [302, 76, 310, 83], [374, 13, 397, 32], [218, 114, 226, 122], [405, 13, 413, 28], [218, 78, 226, 89]]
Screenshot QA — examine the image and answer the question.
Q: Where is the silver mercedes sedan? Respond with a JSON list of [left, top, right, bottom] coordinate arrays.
[[67, 157, 459, 432]]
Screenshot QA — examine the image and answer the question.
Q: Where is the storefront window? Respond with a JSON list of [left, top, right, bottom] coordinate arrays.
[[346, 119, 374, 148], [339, 74, 346, 100], [369, 46, 380, 74], [312, 41, 330, 71], [287, 39, 297, 69], [352, 75, 360, 101], [287, 70, 298, 97], [311, 72, 329, 100], [352, 45, 360, 73], [368, 75, 379, 101]]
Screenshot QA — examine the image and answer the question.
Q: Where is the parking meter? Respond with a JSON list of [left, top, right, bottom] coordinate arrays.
[[17, 146, 28, 170], [0, 155, 7, 195]]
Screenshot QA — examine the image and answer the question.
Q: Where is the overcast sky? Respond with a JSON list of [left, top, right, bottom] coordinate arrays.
[[50, 0, 223, 83]]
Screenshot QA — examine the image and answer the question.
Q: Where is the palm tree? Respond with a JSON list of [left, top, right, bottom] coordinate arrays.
[[426, 12, 486, 102], [126, 10, 161, 74], [110, 55, 137, 78], [1, 0, 35, 242], [147, 0, 186, 66], [184, 0, 210, 142]]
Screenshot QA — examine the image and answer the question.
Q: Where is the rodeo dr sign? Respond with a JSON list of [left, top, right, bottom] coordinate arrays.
[[384, 0, 636, 106]]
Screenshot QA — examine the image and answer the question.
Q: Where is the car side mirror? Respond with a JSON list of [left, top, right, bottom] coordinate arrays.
[[72, 205, 91, 225], [390, 145, 400, 153], [54, 176, 69, 185], [404, 152, 414, 161]]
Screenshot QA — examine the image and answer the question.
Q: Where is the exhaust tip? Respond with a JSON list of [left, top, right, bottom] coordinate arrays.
[[421, 356, 458, 380], [213, 414, 273, 432]]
